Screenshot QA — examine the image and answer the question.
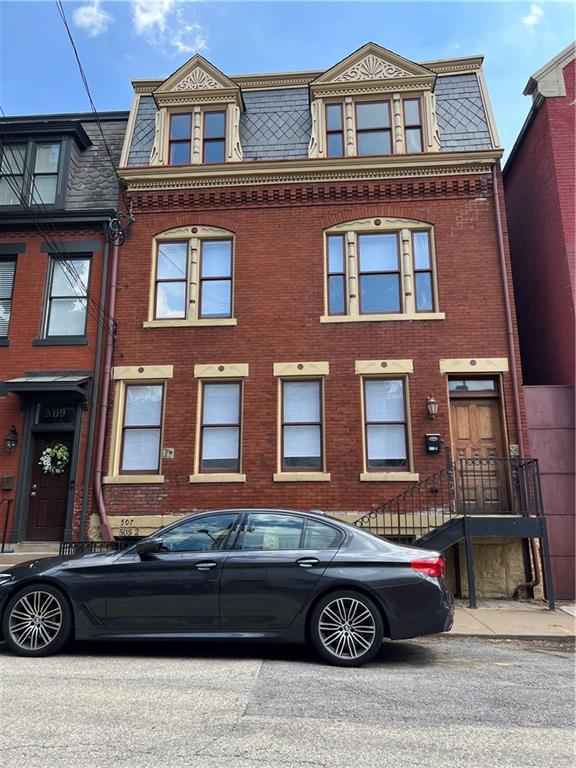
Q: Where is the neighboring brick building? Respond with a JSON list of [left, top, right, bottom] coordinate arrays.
[[504, 43, 575, 598], [83, 43, 544, 599], [0, 111, 127, 552]]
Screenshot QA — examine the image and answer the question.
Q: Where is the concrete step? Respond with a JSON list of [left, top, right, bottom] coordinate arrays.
[[0, 542, 60, 568], [13, 542, 60, 554]]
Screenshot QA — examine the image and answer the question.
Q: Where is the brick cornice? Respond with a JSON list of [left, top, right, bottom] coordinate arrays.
[[129, 174, 494, 213]]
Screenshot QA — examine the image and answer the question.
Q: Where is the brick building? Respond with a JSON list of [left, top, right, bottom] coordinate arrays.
[[0, 111, 127, 554], [88, 43, 545, 599], [504, 43, 575, 598]]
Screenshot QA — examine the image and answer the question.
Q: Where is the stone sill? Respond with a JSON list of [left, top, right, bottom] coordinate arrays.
[[143, 318, 237, 329], [103, 475, 164, 484], [321, 313, 445, 324], [189, 473, 246, 483], [360, 472, 420, 482], [273, 472, 331, 482]]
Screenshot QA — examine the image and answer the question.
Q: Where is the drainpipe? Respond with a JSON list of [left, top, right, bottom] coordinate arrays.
[[93, 234, 120, 542], [78, 225, 109, 540], [491, 164, 525, 458]]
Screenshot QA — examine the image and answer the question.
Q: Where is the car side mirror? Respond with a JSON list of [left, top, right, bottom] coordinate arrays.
[[136, 538, 164, 557]]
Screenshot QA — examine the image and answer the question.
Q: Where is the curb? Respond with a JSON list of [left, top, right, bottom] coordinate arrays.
[[444, 633, 575, 642]]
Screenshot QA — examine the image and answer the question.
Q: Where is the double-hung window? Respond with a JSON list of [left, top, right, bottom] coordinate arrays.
[[358, 233, 401, 314], [168, 110, 227, 165], [121, 384, 164, 474], [0, 258, 16, 338], [355, 101, 392, 156], [203, 112, 226, 164], [325, 104, 344, 158], [169, 114, 192, 165], [199, 240, 233, 318], [0, 142, 61, 206], [149, 227, 235, 327], [323, 218, 442, 322], [199, 381, 242, 473], [281, 380, 323, 472], [363, 378, 409, 471], [403, 99, 423, 153], [45, 257, 90, 338]]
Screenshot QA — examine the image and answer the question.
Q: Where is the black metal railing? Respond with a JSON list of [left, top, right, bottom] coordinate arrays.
[[354, 456, 543, 541], [1, 499, 14, 553], [59, 539, 137, 557]]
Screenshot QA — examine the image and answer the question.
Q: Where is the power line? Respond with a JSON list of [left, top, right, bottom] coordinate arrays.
[[0, 137, 114, 333], [54, 0, 132, 215]]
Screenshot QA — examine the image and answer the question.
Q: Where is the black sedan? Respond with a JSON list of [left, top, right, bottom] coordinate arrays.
[[0, 509, 453, 666]]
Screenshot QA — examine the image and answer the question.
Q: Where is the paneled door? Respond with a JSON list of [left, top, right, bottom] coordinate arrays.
[[26, 433, 71, 540], [450, 398, 509, 513]]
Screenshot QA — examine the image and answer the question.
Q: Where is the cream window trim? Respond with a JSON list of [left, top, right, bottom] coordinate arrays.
[[321, 312, 445, 324], [358, 374, 415, 477], [189, 473, 246, 483], [112, 365, 174, 380], [194, 363, 249, 379], [323, 218, 440, 320], [276, 376, 328, 477], [355, 359, 413, 376], [273, 472, 331, 482], [360, 472, 419, 482], [144, 318, 237, 329], [193, 377, 244, 478], [439, 357, 509, 374], [273, 362, 329, 377], [149, 226, 235, 325], [120, 92, 140, 167], [310, 92, 440, 159], [103, 475, 165, 485], [150, 103, 243, 167], [106, 372, 169, 480]]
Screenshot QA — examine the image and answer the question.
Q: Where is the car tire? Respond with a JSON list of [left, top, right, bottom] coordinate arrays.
[[309, 590, 384, 667], [2, 584, 72, 657]]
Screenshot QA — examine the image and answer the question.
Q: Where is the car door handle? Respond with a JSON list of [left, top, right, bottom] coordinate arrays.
[[194, 561, 218, 571], [296, 557, 320, 568]]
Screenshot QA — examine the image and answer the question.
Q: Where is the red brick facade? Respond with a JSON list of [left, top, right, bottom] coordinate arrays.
[[102, 172, 527, 521], [0, 228, 107, 541], [504, 58, 575, 386]]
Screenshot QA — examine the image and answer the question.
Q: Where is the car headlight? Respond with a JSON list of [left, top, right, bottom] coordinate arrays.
[[0, 573, 15, 586]]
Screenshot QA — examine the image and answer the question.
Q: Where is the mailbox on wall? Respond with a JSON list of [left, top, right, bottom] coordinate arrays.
[[425, 434, 442, 454]]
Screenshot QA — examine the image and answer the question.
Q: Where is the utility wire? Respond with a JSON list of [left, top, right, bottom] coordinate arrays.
[[0, 137, 114, 332], [54, 0, 132, 215]]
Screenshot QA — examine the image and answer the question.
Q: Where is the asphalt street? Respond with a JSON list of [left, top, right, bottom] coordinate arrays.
[[0, 636, 574, 768]]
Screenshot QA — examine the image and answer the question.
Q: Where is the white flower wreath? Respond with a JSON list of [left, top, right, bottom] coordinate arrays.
[[38, 442, 70, 476]]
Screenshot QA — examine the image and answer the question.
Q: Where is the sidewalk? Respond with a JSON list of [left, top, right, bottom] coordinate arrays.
[[450, 599, 576, 639]]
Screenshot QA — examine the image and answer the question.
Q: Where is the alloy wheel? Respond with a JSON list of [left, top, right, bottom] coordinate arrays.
[[318, 597, 376, 660], [8, 590, 63, 652]]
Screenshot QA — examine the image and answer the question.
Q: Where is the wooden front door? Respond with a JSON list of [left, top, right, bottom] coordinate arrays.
[[26, 433, 72, 540], [450, 398, 508, 513]]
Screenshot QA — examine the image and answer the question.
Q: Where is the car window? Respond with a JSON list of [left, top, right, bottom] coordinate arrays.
[[241, 513, 304, 551], [302, 519, 342, 550], [160, 513, 238, 552]]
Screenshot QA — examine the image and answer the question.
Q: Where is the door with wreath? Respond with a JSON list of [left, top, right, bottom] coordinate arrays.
[[27, 433, 72, 540]]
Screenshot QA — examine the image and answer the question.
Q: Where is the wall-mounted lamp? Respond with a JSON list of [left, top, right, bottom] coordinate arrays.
[[4, 426, 18, 453], [426, 395, 439, 420]]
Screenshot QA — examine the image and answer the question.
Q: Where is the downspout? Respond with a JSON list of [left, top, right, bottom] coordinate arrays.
[[93, 231, 120, 542], [491, 164, 525, 457], [78, 224, 109, 540]]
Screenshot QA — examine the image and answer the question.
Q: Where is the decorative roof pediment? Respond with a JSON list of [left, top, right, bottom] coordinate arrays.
[[311, 43, 436, 96], [154, 55, 243, 108]]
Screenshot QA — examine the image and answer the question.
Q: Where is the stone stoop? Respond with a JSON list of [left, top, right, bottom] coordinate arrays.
[[0, 541, 60, 568]]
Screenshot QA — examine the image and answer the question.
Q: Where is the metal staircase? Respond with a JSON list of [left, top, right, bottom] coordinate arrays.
[[354, 454, 555, 609]]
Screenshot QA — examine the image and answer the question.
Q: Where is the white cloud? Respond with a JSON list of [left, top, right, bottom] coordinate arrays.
[[73, 0, 113, 38], [521, 4, 544, 28], [129, 1, 208, 55]]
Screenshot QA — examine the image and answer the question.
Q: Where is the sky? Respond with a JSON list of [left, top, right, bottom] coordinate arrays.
[[0, 1, 574, 159]]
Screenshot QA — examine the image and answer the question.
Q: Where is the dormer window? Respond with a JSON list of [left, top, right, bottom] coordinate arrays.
[[203, 111, 226, 164], [355, 101, 392, 156], [169, 114, 192, 165], [309, 43, 441, 159], [0, 141, 62, 206]]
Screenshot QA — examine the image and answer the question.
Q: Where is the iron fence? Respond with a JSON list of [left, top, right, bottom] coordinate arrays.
[[354, 456, 543, 541]]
